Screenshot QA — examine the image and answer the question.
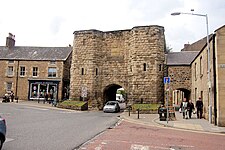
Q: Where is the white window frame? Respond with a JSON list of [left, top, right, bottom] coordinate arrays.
[[6, 82, 12, 91], [7, 66, 14, 76], [32, 67, 38, 77], [48, 67, 57, 78], [20, 66, 26, 77]]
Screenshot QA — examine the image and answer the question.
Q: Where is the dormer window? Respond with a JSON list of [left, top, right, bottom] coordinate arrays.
[[50, 60, 56, 65], [8, 60, 14, 64]]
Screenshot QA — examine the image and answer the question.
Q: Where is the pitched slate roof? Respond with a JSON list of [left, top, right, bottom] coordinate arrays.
[[166, 51, 199, 66], [0, 46, 72, 61], [181, 34, 213, 51]]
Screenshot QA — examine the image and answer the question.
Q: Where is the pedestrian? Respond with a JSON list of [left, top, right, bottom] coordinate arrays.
[[10, 91, 14, 102], [180, 98, 188, 119], [187, 99, 195, 119], [196, 97, 203, 119], [44, 92, 48, 103]]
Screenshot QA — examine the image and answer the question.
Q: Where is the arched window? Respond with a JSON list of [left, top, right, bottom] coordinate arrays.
[[159, 64, 162, 71], [95, 68, 98, 76], [81, 68, 84, 75], [143, 63, 147, 71]]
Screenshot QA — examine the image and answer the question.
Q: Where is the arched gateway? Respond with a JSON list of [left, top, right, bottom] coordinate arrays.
[[70, 25, 165, 109], [103, 84, 122, 104]]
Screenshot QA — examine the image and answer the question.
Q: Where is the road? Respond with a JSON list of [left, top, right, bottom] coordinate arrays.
[[80, 121, 225, 150], [0, 103, 120, 150]]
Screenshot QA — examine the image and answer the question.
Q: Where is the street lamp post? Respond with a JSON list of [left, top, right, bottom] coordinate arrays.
[[171, 12, 212, 123]]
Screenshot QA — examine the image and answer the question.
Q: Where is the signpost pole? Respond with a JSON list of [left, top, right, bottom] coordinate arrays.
[[164, 77, 170, 126]]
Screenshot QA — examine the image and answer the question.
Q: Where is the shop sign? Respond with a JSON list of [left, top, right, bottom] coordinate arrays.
[[219, 64, 225, 68]]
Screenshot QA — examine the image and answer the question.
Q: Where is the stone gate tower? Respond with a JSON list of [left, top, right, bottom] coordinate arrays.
[[70, 25, 165, 109]]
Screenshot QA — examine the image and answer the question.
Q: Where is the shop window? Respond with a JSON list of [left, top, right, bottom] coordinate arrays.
[[30, 82, 57, 100], [33, 67, 38, 77], [6, 82, 12, 91], [39, 84, 47, 98], [31, 83, 38, 98], [7, 66, 14, 76], [48, 67, 57, 77], [20, 66, 25, 76]]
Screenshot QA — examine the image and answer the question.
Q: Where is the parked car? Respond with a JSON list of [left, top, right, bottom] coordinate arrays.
[[103, 101, 120, 113], [0, 116, 6, 150]]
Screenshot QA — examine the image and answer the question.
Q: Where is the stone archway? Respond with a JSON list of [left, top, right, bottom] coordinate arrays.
[[103, 84, 122, 104], [178, 88, 191, 100], [173, 88, 191, 105]]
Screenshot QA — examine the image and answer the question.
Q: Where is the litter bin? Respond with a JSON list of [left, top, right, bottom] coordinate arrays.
[[158, 107, 167, 121]]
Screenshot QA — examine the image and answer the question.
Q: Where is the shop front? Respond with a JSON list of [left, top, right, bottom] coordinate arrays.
[[28, 80, 60, 101]]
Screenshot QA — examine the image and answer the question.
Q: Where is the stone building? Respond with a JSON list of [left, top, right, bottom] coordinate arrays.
[[0, 33, 72, 101], [190, 25, 225, 126], [168, 25, 225, 126], [166, 51, 199, 104], [70, 25, 165, 109]]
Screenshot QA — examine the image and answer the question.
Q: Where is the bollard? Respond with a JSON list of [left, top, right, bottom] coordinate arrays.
[[128, 106, 131, 116], [137, 108, 140, 119], [15, 97, 18, 103]]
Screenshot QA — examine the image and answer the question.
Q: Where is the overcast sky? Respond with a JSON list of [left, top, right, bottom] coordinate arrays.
[[0, 0, 224, 51]]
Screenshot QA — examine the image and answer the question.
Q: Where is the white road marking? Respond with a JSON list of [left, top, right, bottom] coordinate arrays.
[[59, 111, 81, 114], [25, 107, 49, 111], [95, 146, 102, 150], [5, 138, 15, 143], [130, 144, 149, 150]]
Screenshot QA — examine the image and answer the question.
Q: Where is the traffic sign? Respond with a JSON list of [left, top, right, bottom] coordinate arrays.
[[164, 77, 170, 84], [81, 86, 87, 98]]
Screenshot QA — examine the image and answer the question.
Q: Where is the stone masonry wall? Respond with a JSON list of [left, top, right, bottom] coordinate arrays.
[[215, 26, 225, 126], [168, 66, 192, 91], [70, 25, 165, 108]]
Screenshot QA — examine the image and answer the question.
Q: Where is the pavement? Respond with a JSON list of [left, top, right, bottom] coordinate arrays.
[[121, 110, 225, 134], [6, 100, 225, 134]]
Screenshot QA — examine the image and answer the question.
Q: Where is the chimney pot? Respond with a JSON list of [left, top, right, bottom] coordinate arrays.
[[6, 33, 15, 49]]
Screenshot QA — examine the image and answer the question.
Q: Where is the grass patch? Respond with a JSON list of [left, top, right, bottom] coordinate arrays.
[[60, 100, 86, 107], [58, 100, 88, 110], [132, 103, 161, 111]]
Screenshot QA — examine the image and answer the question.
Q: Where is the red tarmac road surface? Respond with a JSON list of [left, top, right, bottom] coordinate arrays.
[[79, 121, 225, 150]]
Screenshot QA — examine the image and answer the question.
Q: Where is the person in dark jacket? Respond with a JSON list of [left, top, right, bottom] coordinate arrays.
[[196, 97, 203, 119], [187, 100, 195, 119], [10, 91, 14, 102]]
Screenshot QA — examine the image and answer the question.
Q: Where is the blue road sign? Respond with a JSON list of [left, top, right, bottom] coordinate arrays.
[[164, 77, 170, 84]]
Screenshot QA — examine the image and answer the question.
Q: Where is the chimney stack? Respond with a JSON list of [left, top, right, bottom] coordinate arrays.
[[184, 44, 190, 49], [6, 33, 15, 49]]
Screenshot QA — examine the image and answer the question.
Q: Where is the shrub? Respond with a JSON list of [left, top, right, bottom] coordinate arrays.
[[132, 103, 161, 114]]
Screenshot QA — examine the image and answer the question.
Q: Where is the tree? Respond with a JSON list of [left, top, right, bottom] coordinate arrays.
[[165, 46, 173, 53]]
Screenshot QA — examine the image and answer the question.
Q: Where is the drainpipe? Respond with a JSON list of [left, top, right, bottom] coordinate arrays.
[[15, 60, 20, 101], [212, 34, 217, 125]]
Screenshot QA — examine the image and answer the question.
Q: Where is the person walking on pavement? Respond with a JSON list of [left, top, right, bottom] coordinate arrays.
[[10, 91, 14, 102], [187, 99, 195, 119], [196, 97, 203, 119], [180, 98, 188, 119]]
